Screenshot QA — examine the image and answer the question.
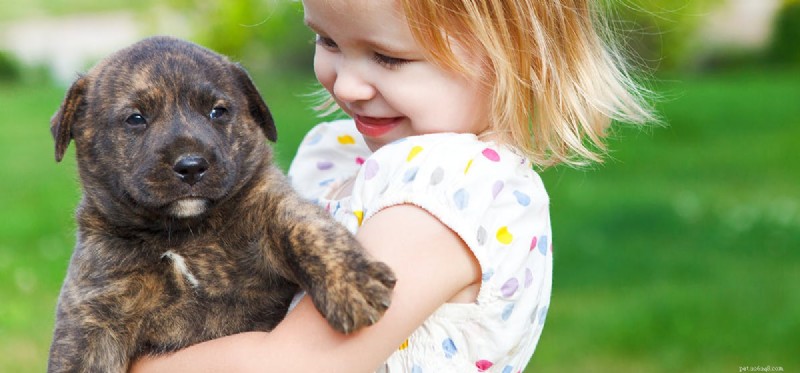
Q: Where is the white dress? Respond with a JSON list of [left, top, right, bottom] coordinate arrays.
[[288, 120, 553, 373]]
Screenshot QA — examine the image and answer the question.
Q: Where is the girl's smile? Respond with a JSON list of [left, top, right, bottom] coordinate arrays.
[[303, 0, 492, 152], [353, 115, 404, 138]]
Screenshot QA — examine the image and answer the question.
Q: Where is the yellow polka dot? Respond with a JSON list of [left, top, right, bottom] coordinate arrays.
[[496, 226, 513, 245], [464, 159, 473, 174], [354, 210, 364, 226], [337, 135, 356, 145], [407, 146, 423, 162], [399, 339, 409, 350]]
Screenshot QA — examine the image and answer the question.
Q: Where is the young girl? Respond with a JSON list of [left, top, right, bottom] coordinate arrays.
[[132, 0, 654, 371]]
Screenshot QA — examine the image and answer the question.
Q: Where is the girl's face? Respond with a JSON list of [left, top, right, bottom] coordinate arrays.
[[303, 0, 492, 151]]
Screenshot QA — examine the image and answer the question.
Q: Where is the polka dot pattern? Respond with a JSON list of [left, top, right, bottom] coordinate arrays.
[[363, 159, 379, 180], [407, 145, 424, 161], [442, 338, 458, 358], [287, 120, 553, 373], [497, 226, 513, 245], [476, 360, 494, 371], [482, 148, 501, 162], [316, 161, 334, 171], [337, 135, 356, 144]]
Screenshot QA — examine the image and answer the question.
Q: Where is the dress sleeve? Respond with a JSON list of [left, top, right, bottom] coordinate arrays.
[[287, 119, 371, 201], [348, 133, 551, 293], [349, 134, 553, 370]]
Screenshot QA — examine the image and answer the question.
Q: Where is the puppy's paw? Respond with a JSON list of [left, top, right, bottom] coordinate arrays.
[[309, 253, 396, 334]]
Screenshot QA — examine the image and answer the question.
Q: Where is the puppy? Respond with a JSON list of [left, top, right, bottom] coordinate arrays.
[[47, 36, 395, 372]]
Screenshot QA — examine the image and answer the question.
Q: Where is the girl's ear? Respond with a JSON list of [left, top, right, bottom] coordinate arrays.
[[230, 63, 277, 142], [51, 75, 88, 162]]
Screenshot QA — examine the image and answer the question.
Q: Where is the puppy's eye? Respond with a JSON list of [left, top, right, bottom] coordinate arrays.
[[210, 107, 228, 120], [125, 114, 147, 127]]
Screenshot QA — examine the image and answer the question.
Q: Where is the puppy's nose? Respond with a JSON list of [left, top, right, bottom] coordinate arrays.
[[173, 155, 209, 186]]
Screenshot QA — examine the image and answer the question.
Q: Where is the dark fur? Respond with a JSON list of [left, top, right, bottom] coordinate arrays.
[[47, 36, 395, 373]]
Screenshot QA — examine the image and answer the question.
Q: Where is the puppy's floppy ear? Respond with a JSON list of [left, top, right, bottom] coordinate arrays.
[[230, 64, 277, 142], [51, 75, 88, 162]]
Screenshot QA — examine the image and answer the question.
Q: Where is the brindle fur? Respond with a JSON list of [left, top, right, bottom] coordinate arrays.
[[47, 36, 395, 373]]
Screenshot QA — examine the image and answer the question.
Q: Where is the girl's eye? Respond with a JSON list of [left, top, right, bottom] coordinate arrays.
[[315, 35, 338, 50], [210, 106, 228, 120], [125, 113, 147, 127], [372, 53, 410, 69]]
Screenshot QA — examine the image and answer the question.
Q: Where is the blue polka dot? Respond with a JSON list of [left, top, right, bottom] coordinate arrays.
[[307, 133, 323, 145], [453, 188, 469, 210], [502, 366, 513, 373], [412, 365, 423, 373], [502, 303, 515, 321], [513, 190, 531, 206], [482, 269, 495, 282], [403, 167, 419, 183], [442, 338, 457, 358], [539, 305, 549, 325], [538, 235, 549, 255]]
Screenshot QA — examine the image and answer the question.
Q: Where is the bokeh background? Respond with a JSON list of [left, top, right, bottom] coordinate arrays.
[[1, 0, 798, 371]]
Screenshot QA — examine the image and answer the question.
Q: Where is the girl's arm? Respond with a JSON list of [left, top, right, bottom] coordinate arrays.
[[130, 204, 481, 373]]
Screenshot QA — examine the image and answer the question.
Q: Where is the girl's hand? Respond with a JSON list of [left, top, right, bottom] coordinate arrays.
[[130, 204, 481, 373]]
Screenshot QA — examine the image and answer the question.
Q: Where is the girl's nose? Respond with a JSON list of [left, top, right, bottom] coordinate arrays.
[[332, 63, 376, 103]]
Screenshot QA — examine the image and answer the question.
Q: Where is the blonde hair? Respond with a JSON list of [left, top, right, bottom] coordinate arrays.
[[402, 0, 658, 167], [316, 0, 657, 167]]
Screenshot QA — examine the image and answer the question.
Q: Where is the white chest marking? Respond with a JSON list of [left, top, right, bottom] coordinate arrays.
[[169, 198, 207, 218], [161, 250, 200, 288]]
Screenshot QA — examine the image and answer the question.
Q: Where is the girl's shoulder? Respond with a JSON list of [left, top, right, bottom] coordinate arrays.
[[352, 130, 549, 232], [361, 130, 547, 199]]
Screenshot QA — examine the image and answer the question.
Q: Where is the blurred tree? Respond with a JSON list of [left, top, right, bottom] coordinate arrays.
[[162, 0, 313, 73], [609, 0, 724, 71], [767, 0, 800, 66], [0, 51, 21, 82]]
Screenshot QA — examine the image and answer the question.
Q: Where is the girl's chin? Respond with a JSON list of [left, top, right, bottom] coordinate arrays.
[[363, 139, 385, 152]]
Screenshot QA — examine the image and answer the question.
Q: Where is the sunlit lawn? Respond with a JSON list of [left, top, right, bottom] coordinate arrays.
[[0, 66, 797, 372]]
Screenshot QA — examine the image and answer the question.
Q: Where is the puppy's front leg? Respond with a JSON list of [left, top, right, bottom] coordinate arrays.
[[258, 170, 396, 334], [49, 284, 133, 373]]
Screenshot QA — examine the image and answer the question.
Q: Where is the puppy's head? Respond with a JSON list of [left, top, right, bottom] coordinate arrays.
[[51, 36, 277, 220]]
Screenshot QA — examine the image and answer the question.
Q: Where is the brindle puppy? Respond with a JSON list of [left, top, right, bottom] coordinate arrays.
[[47, 36, 395, 372]]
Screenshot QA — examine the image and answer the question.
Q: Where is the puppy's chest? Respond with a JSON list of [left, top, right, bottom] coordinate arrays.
[[135, 240, 293, 351], [155, 240, 259, 295]]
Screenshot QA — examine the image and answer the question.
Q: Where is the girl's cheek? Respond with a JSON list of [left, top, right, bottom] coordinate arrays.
[[313, 51, 335, 90]]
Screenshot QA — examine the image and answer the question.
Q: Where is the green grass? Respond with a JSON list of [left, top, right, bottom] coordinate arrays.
[[532, 68, 800, 372], [0, 67, 798, 372]]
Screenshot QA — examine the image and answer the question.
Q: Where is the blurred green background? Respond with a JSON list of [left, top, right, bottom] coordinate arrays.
[[1, 0, 798, 372]]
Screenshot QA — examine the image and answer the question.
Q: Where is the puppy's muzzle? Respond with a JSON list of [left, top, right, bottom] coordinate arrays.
[[173, 154, 209, 186]]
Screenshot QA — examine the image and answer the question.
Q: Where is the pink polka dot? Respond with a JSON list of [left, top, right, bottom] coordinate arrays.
[[530, 236, 538, 251], [355, 157, 365, 165], [476, 360, 494, 371], [482, 148, 500, 162]]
